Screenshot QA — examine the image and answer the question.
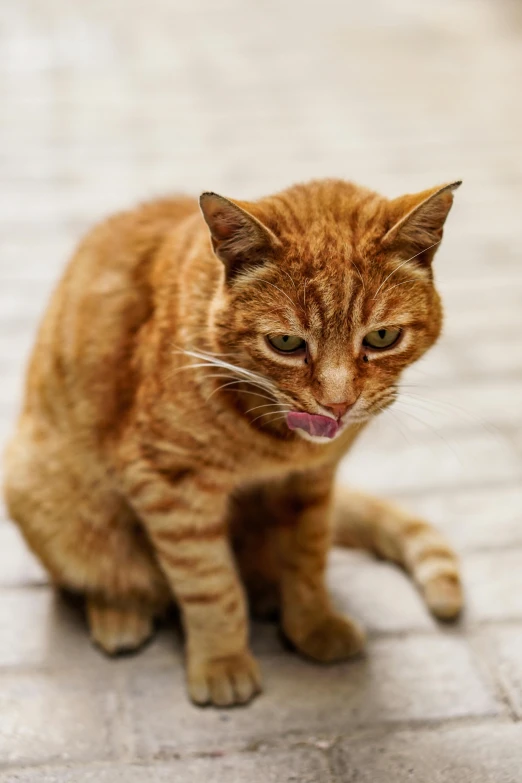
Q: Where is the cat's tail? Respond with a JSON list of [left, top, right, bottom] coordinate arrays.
[[332, 487, 463, 620]]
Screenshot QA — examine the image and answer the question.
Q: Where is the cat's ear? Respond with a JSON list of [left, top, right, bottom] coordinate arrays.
[[382, 181, 461, 264], [199, 192, 280, 280]]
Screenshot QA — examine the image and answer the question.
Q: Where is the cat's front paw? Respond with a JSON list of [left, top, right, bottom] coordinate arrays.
[[287, 612, 366, 663], [187, 649, 262, 707]]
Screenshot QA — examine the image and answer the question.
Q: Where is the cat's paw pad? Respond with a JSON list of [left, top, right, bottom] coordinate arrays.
[[87, 601, 154, 655], [188, 650, 262, 707], [291, 613, 366, 663]]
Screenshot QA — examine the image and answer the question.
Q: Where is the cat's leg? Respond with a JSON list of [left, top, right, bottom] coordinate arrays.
[[230, 488, 281, 620], [267, 468, 366, 663], [4, 425, 169, 654], [87, 598, 155, 655], [127, 466, 261, 707], [332, 488, 463, 619]]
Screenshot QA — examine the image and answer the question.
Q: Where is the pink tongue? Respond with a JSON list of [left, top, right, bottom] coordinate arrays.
[[286, 412, 339, 439]]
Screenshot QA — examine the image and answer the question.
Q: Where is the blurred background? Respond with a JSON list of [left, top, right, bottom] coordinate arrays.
[[1, 0, 522, 779]]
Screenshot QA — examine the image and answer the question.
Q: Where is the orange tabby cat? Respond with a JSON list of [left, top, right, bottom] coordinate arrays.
[[3, 178, 463, 707]]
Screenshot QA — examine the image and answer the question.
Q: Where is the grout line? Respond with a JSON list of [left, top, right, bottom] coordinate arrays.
[[468, 634, 520, 723]]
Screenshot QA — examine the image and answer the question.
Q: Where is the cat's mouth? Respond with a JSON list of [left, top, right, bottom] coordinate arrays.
[[286, 411, 340, 440]]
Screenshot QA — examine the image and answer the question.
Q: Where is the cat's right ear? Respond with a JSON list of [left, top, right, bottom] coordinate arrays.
[[199, 192, 280, 280]]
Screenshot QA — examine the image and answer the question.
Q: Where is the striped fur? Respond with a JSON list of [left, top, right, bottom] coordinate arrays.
[[332, 488, 462, 619], [3, 178, 462, 707]]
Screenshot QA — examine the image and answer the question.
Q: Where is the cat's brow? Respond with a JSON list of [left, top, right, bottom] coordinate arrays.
[[260, 309, 305, 333], [373, 241, 440, 299], [365, 300, 416, 327]]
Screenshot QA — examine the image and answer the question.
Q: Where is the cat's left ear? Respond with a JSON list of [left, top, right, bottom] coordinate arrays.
[[199, 192, 280, 280], [382, 181, 462, 264]]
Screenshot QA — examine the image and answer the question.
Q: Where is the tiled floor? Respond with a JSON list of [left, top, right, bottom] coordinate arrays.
[[1, 0, 522, 780]]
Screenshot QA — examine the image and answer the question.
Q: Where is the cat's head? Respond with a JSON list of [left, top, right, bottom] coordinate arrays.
[[199, 179, 460, 443]]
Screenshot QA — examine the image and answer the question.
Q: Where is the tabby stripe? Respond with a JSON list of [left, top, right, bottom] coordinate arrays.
[[160, 551, 228, 579], [412, 545, 456, 566], [153, 520, 226, 543], [128, 478, 152, 498], [402, 520, 428, 538], [415, 558, 460, 584], [159, 551, 201, 569], [181, 591, 225, 605], [404, 531, 452, 563], [142, 496, 185, 515], [222, 596, 240, 615], [194, 475, 227, 494]]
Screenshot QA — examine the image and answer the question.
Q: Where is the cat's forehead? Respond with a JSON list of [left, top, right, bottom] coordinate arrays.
[[269, 195, 386, 263], [255, 244, 428, 339]]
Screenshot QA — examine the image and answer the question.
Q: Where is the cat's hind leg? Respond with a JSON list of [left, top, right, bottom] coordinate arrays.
[[3, 421, 171, 654], [87, 598, 155, 655]]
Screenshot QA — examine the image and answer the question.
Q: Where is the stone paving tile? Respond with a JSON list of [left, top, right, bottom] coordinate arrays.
[[391, 484, 522, 552], [0, 585, 288, 671], [476, 626, 522, 719], [0, 237, 73, 281], [0, 374, 24, 412], [0, 669, 121, 768], [0, 280, 54, 326], [0, 749, 331, 783], [508, 425, 522, 458], [462, 550, 522, 624], [339, 428, 520, 496], [327, 550, 437, 634], [0, 588, 84, 668], [402, 341, 463, 383], [125, 636, 499, 758], [442, 288, 522, 338], [330, 722, 522, 783], [0, 524, 48, 586], [449, 333, 522, 380], [405, 380, 522, 430], [0, 588, 171, 672]]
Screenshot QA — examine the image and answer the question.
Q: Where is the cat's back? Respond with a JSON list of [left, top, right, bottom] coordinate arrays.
[[23, 196, 201, 428]]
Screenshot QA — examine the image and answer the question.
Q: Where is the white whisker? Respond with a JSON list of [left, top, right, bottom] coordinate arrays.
[[245, 402, 292, 415], [250, 410, 289, 425], [398, 389, 499, 436], [373, 240, 441, 299], [392, 399, 463, 464], [351, 260, 366, 293], [206, 380, 276, 404], [380, 278, 423, 297], [281, 268, 298, 292], [181, 349, 277, 393], [260, 280, 306, 316]]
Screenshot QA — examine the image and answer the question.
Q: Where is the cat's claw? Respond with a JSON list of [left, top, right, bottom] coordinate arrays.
[[188, 650, 262, 707]]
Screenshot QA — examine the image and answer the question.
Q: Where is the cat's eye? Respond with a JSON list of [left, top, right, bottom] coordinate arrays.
[[267, 334, 306, 354], [363, 327, 401, 350]]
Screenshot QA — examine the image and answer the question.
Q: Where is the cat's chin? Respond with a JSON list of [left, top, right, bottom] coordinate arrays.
[[292, 427, 344, 445], [291, 415, 370, 443]]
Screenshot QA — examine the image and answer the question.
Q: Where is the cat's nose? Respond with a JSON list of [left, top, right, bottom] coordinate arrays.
[[322, 400, 355, 419]]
